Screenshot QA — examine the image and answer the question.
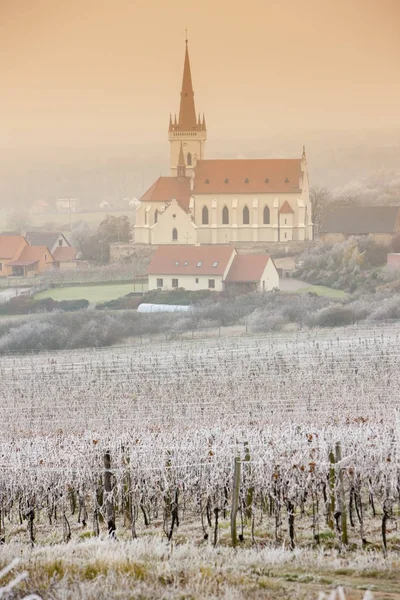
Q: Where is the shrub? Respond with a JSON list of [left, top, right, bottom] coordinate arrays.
[[306, 304, 360, 328]]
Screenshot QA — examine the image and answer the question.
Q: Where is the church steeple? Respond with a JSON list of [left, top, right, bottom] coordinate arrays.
[[178, 40, 197, 130], [168, 39, 207, 175]]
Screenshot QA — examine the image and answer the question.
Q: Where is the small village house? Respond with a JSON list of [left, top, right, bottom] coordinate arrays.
[[6, 246, 54, 277], [320, 206, 400, 245], [0, 236, 28, 277], [147, 245, 279, 292], [0, 235, 55, 277], [25, 232, 78, 271]]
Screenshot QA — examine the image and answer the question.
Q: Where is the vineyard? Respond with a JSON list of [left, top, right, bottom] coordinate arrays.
[[1, 324, 400, 597]]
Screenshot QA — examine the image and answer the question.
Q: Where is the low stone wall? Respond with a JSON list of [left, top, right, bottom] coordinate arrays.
[[0, 276, 37, 289], [231, 240, 318, 257], [110, 243, 156, 262]]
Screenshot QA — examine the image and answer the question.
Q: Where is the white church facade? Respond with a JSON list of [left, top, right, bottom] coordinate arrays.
[[135, 41, 313, 246]]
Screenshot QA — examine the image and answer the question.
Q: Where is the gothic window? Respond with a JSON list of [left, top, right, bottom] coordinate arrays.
[[243, 205, 250, 225], [222, 206, 229, 225], [263, 206, 270, 225], [187, 152, 192, 166], [202, 205, 209, 225], [154, 210, 158, 224], [172, 228, 178, 241]]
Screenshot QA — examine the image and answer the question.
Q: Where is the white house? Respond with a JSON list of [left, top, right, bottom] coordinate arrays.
[[147, 245, 279, 292]]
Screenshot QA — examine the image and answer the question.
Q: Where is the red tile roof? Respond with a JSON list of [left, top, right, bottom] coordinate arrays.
[[0, 235, 26, 259], [140, 177, 191, 211], [148, 245, 235, 276], [53, 246, 77, 262], [7, 246, 53, 266], [226, 254, 271, 282], [193, 159, 303, 194], [279, 200, 294, 214]]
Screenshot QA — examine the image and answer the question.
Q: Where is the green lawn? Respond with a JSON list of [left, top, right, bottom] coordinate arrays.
[[298, 285, 348, 299], [34, 283, 140, 304]]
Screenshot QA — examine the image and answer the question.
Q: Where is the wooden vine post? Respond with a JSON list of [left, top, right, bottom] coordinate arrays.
[[335, 442, 348, 546], [104, 450, 116, 537], [231, 456, 241, 547], [328, 450, 335, 530]]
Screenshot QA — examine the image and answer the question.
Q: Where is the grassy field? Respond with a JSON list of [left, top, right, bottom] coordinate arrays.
[[298, 285, 348, 298], [34, 282, 141, 304]]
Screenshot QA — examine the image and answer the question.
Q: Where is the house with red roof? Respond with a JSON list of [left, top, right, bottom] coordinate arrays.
[[148, 245, 279, 292], [135, 40, 313, 246], [0, 235, 54, 278]]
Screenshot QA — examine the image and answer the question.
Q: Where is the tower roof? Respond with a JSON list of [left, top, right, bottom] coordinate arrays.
[[178, 40, 197, 130]]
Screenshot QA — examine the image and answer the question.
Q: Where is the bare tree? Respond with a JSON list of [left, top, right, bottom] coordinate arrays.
[[310, 186, 332, 230]]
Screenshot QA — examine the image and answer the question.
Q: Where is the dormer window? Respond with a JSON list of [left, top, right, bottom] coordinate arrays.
[[285, 177, 289, 183], [265, 178, 269, 183], [205, 179, 210, 184], [196, 261, 203, 267], [212, 261, 219, 267], [224, 178, 229, 184], [184, 261, 189, 266], [175, 261, 180, 265], [244, 178, 249, 184]]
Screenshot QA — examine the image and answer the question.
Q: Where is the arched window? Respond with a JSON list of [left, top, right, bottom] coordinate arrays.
[[222, 206, 229, 225], [243, 205, 250, 225], [202, 205, 209, 225], [172, 228, 178, 241], [187, 152, 192, 166], [154, 209, 158, 224], [263, 206, 270, 224]]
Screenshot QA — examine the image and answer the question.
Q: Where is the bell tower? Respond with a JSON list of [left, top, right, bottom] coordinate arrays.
[[169, 39, 207, 176]]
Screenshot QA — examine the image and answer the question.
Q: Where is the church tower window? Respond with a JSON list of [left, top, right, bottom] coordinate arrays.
[[187, 152, 192, 166], [263, 206, 270, 224], [243, 205, 250, 225], [222, 206, 229, 225], [172, 228, 178, 241], [202, 205, 209, 225]]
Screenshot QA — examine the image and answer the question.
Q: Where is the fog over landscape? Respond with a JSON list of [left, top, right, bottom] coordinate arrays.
[[1, 0, 399, 210]]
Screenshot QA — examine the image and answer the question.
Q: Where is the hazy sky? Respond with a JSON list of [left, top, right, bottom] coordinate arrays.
[[1, 0, 400, 149]]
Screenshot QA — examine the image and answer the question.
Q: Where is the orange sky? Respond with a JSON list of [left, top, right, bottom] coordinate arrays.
[[1, 0, 399, 149]]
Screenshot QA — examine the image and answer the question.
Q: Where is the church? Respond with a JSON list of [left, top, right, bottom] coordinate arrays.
[[134, 41, 313, 246]]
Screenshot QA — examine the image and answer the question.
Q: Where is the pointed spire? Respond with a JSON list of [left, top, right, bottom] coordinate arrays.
[[202, 113, 206, 130], [174, 114, 177, 126], [302, 145, 306, 159], [178, 39, 197, 130], [169, 113, 173, 131]]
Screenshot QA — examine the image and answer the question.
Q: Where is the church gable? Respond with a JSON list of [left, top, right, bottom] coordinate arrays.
[[152, 200, 197, 245], [140, 176, 191, 212]]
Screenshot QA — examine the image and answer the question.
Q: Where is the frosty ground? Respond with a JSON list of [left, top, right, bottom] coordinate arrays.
[[1, 324, 400, 598]]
